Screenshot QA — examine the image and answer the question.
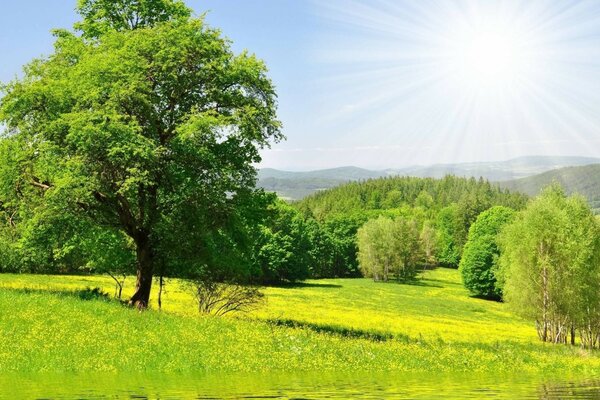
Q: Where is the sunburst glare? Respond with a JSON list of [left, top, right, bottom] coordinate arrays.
[[445, 19, 530, 89], [300, 0, 600, 168]]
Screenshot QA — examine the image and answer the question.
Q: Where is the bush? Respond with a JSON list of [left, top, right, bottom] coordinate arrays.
[[195, 280, 264, 316]]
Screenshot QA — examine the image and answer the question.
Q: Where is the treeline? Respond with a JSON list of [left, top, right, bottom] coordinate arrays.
[[294, 175, 528, 277], [0, 174, 527, 286], [301, 175, 527, 220]]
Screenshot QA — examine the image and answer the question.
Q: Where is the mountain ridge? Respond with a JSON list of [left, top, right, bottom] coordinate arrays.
[[498, 164, 600, 213], [258, 156, 600, 200]]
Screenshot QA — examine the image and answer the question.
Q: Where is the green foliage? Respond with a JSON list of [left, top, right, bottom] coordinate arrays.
[[299, 175, 526, 273], [459, 206, 515, 299], [498, 184, 600, 346], [254, 201, 312, 284], [0, 0, 281, 304], [357, 216, 423, 282], [436, 205, 461, 267], [75, 0, 191, 38], [300, 175, 526, 221], [419, 220, 438, 265], [320, 214, 365, 278]]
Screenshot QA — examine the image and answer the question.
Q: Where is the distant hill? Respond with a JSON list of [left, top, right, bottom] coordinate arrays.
[[258, 156, 600, 200], [258, 166, 386, 181], [394, 156, 600, 181], [499, 164, 600, 213], [258, 167, 388, 199]]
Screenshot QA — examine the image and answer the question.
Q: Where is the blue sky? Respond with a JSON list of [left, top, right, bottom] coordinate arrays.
[[2, 1, 600, 170]]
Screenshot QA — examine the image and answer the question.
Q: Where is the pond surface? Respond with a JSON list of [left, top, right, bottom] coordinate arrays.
[[1, 372, 600, 399]]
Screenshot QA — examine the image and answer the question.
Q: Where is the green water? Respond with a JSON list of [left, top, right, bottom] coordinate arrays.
[[1, 372, 600, 399]]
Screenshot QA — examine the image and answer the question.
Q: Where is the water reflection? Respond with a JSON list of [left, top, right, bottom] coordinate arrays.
[[1, 372, 600, 399]]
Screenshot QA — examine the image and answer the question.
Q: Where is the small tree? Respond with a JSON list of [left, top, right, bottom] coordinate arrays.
[[358, 217, 392, 281], [420, 220, 438, 267], [459, 206, 515, 300], [392, 218, 423, 281]]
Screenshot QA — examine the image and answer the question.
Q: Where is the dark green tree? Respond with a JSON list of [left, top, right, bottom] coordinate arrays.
[[459, 206, 515, 300], [436, 205, 462, 267], [254, 201, 311, 284], [322, 214, 365, 278]]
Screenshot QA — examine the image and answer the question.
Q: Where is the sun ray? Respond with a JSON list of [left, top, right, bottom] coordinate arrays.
[[300, 0, 600, 167]]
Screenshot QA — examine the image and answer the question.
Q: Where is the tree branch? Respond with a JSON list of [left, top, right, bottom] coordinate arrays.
[[30, 177, 52, 191]]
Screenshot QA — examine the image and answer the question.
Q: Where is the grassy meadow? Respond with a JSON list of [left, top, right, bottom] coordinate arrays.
[[1, 268, 600, 374]]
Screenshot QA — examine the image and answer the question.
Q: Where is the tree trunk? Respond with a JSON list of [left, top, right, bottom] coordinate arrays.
[[158, 274, 164, 310], [129, 233, 154, 309], [540, 243, 549, 343]]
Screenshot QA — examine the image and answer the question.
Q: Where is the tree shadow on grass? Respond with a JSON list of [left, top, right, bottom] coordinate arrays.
[[401, 279, 443, 288], [470, 294, 503, 302], [373, 276, 443, 288], [2, 286, 116, 302], [269, 282, 343, 289], [266, 318, 406, 342]]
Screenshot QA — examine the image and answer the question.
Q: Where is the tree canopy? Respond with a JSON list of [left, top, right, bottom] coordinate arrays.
[[75, 0, 191, 38], [0, 0, 281, 307]]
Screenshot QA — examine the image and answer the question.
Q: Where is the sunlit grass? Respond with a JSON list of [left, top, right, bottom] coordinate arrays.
[[255, 269, 535, 344], [0, 269, 534, 343], [0, 268, 599, 373]]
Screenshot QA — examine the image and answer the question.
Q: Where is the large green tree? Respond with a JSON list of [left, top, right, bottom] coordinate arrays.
[[0, 0, 281, 307]]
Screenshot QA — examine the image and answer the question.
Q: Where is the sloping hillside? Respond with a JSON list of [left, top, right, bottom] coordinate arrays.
[[499, 164, 600, 213]]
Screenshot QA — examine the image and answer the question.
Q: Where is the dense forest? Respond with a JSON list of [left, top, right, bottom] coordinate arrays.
[[300, 175, 527, 219], [258, 157, 600, 200]]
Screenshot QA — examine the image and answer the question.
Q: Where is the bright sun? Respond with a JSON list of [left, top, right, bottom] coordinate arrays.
[[446, 21, 530, 90]]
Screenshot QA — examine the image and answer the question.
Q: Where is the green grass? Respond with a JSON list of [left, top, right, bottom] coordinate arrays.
[[1, 268, 600, 373]]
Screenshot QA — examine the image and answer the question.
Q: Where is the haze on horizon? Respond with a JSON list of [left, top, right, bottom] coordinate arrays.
[[2, 0, 600, 170]]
